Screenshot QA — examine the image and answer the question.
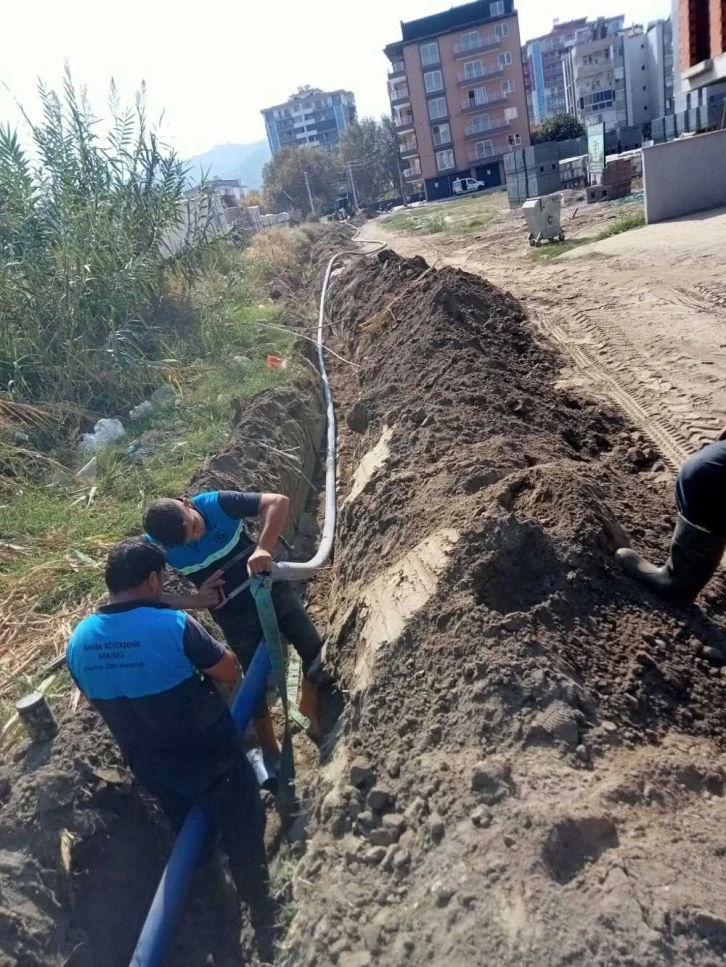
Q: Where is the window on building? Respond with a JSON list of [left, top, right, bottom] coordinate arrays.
[[490, 0, 505, 15], [501, 79, 515, 94], [498, 51, 513, 67], [495, 23, 509, 39], [436, 148, 455, 170], [420, 41, 440, 66], [432, 123, 452, 145], [464, 59, 483, 79], [472, 113, 491, 128], [504, 106, 518, 120], [508, 133, 522, 146], [475, 139, 494, 158], [460, 31, 480, 50], [424, 70, 444, 93], [428, 97, 448, 120]]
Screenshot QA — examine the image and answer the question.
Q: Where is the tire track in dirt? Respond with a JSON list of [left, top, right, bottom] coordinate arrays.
[[533, 307, 690, 468]]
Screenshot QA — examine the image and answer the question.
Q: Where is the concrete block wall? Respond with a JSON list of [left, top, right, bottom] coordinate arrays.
[[642, 127, 726, 222]]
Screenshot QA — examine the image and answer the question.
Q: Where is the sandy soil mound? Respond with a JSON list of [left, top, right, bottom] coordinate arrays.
[[286, 250, 726, 967]]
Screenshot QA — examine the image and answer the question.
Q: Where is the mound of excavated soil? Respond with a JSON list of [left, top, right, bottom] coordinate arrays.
[[286, 250, 726, 967]]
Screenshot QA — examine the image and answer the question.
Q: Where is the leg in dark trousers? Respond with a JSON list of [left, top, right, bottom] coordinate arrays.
[[198, 752, 276, 962], [219, 582, 324, 740]]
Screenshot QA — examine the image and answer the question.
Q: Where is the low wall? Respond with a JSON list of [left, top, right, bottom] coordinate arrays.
[[643, 129, 726, 223]]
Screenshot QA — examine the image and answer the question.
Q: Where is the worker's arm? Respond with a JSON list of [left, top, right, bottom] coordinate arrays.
[[161, 570, 225, 610], [247, 492, 290, 575], [183, 615, 240, 684]]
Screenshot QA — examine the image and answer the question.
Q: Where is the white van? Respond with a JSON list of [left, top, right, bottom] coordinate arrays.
[[453, 177, 485, 195]]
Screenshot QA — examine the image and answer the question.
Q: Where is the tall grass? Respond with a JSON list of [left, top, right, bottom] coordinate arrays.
[[0, 72, 213, 411]]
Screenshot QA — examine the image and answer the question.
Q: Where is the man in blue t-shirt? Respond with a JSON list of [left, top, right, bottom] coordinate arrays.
[[142, 490, 324, 756], [67, 538, 274, 954], [617, 440, 726, 603]]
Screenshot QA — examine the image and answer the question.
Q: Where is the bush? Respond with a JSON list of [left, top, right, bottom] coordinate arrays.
[[0, 72, 214, 411]]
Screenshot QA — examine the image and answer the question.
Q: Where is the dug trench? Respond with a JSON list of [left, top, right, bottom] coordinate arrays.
[[0, 383, 326, 967], [285, 249, 726, 967]]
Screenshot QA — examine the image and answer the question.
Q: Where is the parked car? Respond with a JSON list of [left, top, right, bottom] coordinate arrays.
[[453, 177, 486, 195]]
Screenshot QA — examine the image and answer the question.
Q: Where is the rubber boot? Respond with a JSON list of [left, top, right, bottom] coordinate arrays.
[[299, 677, 321, 739], [230, 864, 278, 965], [616, 515, 726, 604], [254, 707, 282, 764]]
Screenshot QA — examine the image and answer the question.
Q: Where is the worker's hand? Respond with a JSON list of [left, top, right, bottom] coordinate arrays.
[[247, 547, 273, 576], [196, 569, 225, 608]]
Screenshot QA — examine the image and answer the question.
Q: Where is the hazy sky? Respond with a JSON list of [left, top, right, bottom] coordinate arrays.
[[1, 0, 671, 157]]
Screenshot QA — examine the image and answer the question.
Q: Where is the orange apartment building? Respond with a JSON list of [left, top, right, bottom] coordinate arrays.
[[674, 0, 726, 107], [384, 0, 530, 201]]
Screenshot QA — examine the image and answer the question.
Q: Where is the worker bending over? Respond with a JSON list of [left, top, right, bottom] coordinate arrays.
[[66, 539, 274, 955], [143, 489, 324, 757], [617, 439, 726, 603]]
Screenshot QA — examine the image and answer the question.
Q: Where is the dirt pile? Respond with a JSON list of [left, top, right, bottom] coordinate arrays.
[[285, 250, 726, 967]]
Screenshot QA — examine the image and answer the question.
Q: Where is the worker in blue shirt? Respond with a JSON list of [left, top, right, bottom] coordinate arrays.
[[143, 490, 324, 760], [66, 538, 275, 956], [617, 439, 726, 603]]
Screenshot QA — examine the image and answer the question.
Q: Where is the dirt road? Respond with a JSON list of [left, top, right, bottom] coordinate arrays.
[[361, 202, 726, 468]]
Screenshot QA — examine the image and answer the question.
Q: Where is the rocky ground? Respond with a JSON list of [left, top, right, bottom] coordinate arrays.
[[283, 249, 726, 967]]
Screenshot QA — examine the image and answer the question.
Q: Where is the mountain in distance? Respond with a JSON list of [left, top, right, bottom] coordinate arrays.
[[185, 139, 271, 189]]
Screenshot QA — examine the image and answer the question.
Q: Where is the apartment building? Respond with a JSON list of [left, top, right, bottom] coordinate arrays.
[[563, 18, 674, 130], [261, 87, 356, 155], [384, 0, 530, 201], [563, 22, 628, 128], [622, 20, 675, 125], [523, 16, 623, 127], [672, 0, 726, 111]]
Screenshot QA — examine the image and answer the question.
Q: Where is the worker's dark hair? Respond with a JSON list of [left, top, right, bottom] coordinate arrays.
[[104, 538, 167, 593], [143, 498, 188, 547]]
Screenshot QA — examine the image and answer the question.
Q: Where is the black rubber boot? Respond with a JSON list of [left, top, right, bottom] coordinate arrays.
[[616, 515, 726, 604]]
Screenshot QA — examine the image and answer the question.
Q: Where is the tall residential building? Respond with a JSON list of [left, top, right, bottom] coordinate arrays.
[[261, 87, 356, 155], [563, 21, 628, 129], [384, 0, 530, 201], [672, 0, 726, 111], [622, 20, 675, 125], [524, 17, 624, 127], [563, 18, 674, 130]]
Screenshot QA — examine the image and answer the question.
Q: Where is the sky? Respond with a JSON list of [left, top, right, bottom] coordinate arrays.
[[0, 0, 672, 158]]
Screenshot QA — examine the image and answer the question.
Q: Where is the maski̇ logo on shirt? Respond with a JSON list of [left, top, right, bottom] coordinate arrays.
[[212, 530, 230, 546]]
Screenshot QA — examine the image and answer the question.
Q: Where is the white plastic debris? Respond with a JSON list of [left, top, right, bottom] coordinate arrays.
[[79, 419, 126, 452], [129, 400, 154, 421]]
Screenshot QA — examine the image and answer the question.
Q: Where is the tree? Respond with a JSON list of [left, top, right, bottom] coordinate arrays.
[[242, 190, 266, 212], [378, 116, 403, 198], [340, 117, 384, 204], [532, 113, 586, 143], [262, 146, 342, 216]]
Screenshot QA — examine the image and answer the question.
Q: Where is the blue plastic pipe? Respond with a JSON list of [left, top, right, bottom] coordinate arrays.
[[129, 642, 272, 967]]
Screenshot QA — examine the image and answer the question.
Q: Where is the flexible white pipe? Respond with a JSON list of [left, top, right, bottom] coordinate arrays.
[[272, 229, 384, 583]]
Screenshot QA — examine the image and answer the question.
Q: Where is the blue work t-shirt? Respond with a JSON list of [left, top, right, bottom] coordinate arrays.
[[677, 441, 726, 535], [67, 601, 236, 787]]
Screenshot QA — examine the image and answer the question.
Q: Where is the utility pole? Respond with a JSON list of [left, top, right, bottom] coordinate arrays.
[[346, 162, 359, 211], [303, 171, 315, 216]]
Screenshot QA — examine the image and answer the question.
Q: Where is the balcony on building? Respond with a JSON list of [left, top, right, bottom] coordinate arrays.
[[389, 84, 410, 105], [399, 136, 418, 156], [457, 63, 504, 86], [461, 90, 507, 111], [453, 33, 500, 57], [464, 117, 509, 138], [394, 113, 415, 129], [467, 141, 515, 162], [388, 60, 406, 77], [403, 159, 422, 179]]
